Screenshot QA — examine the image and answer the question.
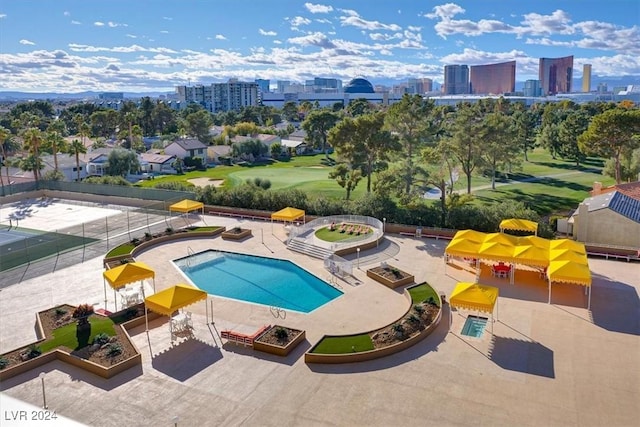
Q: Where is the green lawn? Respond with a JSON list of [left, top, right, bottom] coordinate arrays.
[[39, 316, 116, 353], [407, 283, 440, 305], [311, 334, 374, 354], [314, 225, 372, 242]]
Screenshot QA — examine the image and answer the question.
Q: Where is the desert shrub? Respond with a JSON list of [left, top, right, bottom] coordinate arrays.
[[0, 356, 9, 369], [106, 343, 122, 357], [144, 232, 152, 240], [55, 308, 68, 316], [259, 179, 271, 190], [72, 304, 94, 319], [27, 345, 42, 359], [93, 333, 110, 346], [392, 323, 404, 334], [274, 327, 289, 340], [413, 304, 425, 315], [152, 181, 194, 191], [408, 314, 421, 324], [165, 227, 174, 234]]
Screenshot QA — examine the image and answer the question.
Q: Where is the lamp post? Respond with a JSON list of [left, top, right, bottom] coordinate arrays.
[[172, 415, 179, 427], [39, 372, 47, 409], [383, 218, 386, 233], [357, 248, 360, 269]]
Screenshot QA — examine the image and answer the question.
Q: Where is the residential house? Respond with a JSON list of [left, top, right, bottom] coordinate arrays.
[[164, 139, 208, 161], [568, 181, 640, 248], [280, 139, 307, 156], [207, 145, 232, 164], [40, 154, 88, 181], [139, 153, 177, 174]]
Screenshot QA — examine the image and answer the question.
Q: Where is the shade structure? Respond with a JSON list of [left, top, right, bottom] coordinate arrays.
[[452, 229, 487, 243], [484, 232, 520, 247], [271, 206, 305, 222], [547, 261, 592, 286], [519, 235, 549, 250], [450, 282, 499, 313], [169, 199, 204, 213], [549, 249, 589, 265], [513, 244, 549, 267], [477, 241, 515, 263], [144, 284, 207, 316], [500, 218, 538, 235], [549, 239, 586, 254], [103, 262, 156, 311], [445, 238, 483, 259], [103, 262, 155, 289]]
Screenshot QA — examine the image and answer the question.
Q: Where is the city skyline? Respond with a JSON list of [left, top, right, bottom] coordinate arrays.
[[1, 0, 639, 93]]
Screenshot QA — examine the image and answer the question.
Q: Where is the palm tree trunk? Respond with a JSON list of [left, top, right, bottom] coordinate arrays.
[[76, 153, 81, 181]]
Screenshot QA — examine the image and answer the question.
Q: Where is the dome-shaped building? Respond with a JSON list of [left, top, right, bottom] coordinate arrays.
[[344, 78, 375, 94]]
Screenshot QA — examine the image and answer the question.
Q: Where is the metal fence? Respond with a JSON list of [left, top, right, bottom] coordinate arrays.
[[287, 214, 383, 251]]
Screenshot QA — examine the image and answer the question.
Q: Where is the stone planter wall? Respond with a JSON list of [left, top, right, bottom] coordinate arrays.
[[221, 228, 252, 240], [253, 327, 306, 357], [366, 267, 415, 289]]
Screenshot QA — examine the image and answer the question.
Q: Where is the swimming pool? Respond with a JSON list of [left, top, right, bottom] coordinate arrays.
[[461, 315, 488, 338], [175, 250, 342, 313]]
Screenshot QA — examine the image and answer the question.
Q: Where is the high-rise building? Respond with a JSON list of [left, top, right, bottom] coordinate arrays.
[[407, 78, 433, 95], [175, 79, 258, 113], [523, 80, 542, 97], [469, 61, 516, 95], [255, 79, 270, 94], [539, 56, 574, 95], [582, 64, 592, 93], [443, 65, 469, 95], [304, 77, 342, 93], [276, 80, 291, 93]]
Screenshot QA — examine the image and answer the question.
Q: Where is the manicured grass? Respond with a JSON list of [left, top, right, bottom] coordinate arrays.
[[408, 283, 439, 306], [189, 226, 221, 232], [39, 316, 116, 353], [311, 334, 374, 354], [314, 225, 372, 242]]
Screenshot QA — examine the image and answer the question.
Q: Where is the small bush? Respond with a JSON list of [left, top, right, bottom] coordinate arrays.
[[413, 304, 424, 315], [27, 345, 42, 359], [144, 232, 152, 240], [392, 323, 404, 334], [55, 308, 68, 316], [165, 227, 174, 234], [259, 179, 271, 190], [107, 343, 122, 357], [274, 327, 289, 340], [408, 314, 421, 324], [0, 356, 9, 369], [72, 304, 94, 319], [93, 333, 111, 346]]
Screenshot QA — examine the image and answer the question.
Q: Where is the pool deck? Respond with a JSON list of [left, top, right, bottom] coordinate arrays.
[[1, 214, 639, 427]]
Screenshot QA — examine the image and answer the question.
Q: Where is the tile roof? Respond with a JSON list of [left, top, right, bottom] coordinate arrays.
[[608, 191, 640, 223], [615, 181, 640, 201]]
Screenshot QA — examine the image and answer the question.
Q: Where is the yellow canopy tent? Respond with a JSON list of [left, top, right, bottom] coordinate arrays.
[[452, 229, 487, 243], [549, 249, 588, 264], [518, 235, 549, 250], [169, 199, 205, 225], [512, 244, 549, 267], [500, 218, 538, 236], [271, 206, 305, 222], [546, 260, 592, 308], [103, 262, 155, 311], [484, 232, 520, 246], [144, 284, 208, 333], [449, 282, 499, 334], [444, 238, 482, 259], [477, 241, 515, 263], [549, 239, 586, 254]]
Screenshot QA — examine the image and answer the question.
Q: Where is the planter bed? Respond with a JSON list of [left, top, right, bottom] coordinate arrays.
[[366, 265, 415, 288], [221, 228, 252, 241], [252, 326, 306, 357]]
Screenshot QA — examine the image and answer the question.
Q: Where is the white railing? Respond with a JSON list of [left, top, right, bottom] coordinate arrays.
[[287, 215, 383, 251]]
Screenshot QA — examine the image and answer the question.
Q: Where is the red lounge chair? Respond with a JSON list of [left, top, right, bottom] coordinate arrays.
[[221, 325, 271, 347]]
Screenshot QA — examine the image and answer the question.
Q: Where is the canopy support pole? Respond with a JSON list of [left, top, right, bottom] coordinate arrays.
[[548, 279, 551, 304], [114, 289, 117, 311], [588, 285, 592, 310], [103, 279, 107, 311], [205, 296, 209, 324], [145, 308, 149, 332], [152, 278, 156, 292], [475, 259, 480, 282]]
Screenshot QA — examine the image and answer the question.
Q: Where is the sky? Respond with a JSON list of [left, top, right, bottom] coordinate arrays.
[[1, 0, 639, 93]]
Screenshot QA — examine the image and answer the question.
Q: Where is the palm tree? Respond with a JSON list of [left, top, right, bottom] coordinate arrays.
[[45, 120, 67, 174], [0, 126, 19, 187], [22, 128, 45, 182], [68, 139, 87, 181], [0, 125, 9, 188]]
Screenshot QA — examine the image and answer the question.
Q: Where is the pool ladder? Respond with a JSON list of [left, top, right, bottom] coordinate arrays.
[[185, 246, 195, 269]]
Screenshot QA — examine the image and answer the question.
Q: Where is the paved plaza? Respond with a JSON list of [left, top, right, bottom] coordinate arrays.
[[0, 200, 639, 427]]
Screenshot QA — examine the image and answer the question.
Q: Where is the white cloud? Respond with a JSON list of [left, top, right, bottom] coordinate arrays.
[[289, 16, 311, 28], [340, 15, 401, 31], [259, 29, 277, 36], [304, 3, 333, 13], [94, 21, 105, 26], [407, 26, 421, 32], [215, 34, 226, 40], [63, 11, 70, 17], [338, 9, 359, 17], [19, 39, 35, 45], [68, 43, 178, 54], [71, 20, 81, 25], [288, 32, 335, 49], [162, 17, 173, 21], [315, 18, 332, 24], [0, 14, 6, 19], [424, 3, 465, 20], [160, 30, 169, 34], [126, 34, 137, 39], [108, 21, 127, 28]]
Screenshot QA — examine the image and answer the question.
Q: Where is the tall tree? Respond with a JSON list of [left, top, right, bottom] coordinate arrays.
[[282, 101, 298, 122], [442, 102, 485, 194], [302, 110, 339, 159], [44, 119, 68, 173], [557, 109, 590, 167], [184, 110, 213, 142], [480, 112, 519, 189], [578, 108, 640, 184], [328, 112, 398, 193], [329, 163, 362, 200], [67, 139, 87, 181], [512, 103, 539, 161], [106, 148, 140, 177], [0, 126, 9, 188], [384, 94, 437, 194], [22, 127, 45, 182]]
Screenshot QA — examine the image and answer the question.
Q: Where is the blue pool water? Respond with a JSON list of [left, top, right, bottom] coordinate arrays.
[[175, 250, 342, 313], [461, 315, 488, 338]]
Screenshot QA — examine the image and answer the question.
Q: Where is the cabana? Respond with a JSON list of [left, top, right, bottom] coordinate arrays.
[[450, 282, 499, 335], [500, 218, 538, 236], [169, 199, 205, 225], [144, 284, 208, 340], [103, 262, 155, 311], [271, 206, 305, 234], [547, 260, 592, 309]]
